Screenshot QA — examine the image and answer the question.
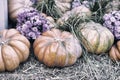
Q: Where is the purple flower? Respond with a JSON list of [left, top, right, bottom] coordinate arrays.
[[30, 0, 37, 4], [72, 0, 81, 8], [16, 8, 50, 40], [72, 0, 90, 9], [103, 11, 120, 40]]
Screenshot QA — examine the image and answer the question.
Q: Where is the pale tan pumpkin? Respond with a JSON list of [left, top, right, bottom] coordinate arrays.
[[36, 0, 72, 19], [109, 41, 120, 61], [57, 5, 92, 26], [105, 0, 120, 13], [33, 29, 82, 67], [55, 0, 72, 13], [8, 0, 33, 20], [0, 29, 30, 71], [78, 21, 114, 54]]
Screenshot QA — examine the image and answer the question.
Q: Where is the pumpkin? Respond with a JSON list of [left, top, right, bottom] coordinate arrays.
[[109, 41, 120, 61], [0, 29, 30, 71], [33, 29, 82, 67], [54, 0, 72, 13], [8, 0, 33, 20], [77, 21, 114, 54], [35, 0, 72, 19], [57, 5, 91, 26], [105, 0, 120, 13]]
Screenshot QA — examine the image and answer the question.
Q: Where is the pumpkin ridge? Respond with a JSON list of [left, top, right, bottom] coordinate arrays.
[[64, 44, 70, 66], [47, 43, 58, 66], [42, 30, 55, 38], [1, 45, 20, 71], [114, 48, 119, 60], [12, 46, 24, 62], [8, 40, 29, 62], [54, 42, 60, 66], [35, 41, 50, 60], [115, 48, 120, 59], [104, 31, 113, 52], [0, 46, 5, 71], [10, 34, 30, 48], [34, 36, 53, 48], [43, 45, 51, 66], [55, 43, 66, 67], [5, 29, 19, 39], [60, 40, 69, 66], [81, 28, 93, 52], [37, 46, 46, 63], [94, 27, 101, 53], [9, 4, 24, 14], [0, 29, 7, 40]]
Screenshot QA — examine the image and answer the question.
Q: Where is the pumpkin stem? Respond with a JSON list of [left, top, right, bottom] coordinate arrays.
[[54, 38, 63, 42], [0, 34, 9, 46]]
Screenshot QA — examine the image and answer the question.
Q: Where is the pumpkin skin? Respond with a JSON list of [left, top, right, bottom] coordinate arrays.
[[33, 29, 82, 67], [105, 0, 120, 13], [57, 5, 91, 26], [78, 21, 114, 54], [55, 0, 72, 13], [8, 0, 33, 20], [109, 41, 120, 61], [0, 29, 30, 71], [36, 0, 72, 19]]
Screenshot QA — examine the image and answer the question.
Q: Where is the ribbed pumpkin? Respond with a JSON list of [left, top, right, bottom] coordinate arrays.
[[35, 0, 72, 19], [54, 0, 72, 13], [0, 29, 30, 71], [8, 0, 33, 20], [109, 41, 120, 61], [78, 21, 114, 54], [105, 0, 120, 13], [33, 29, 82, 67], [57, 5, 91, 26]]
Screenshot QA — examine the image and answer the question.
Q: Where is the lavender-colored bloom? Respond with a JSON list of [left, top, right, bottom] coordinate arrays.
[[28, 32, 36, 39], [30, 0, 37, 4], [16, 8, 50, 40], [103, 11, 120, 40], [72, 0, 81, 8], [32, 27, 38, 32], [42, 24, 50, 32], [72, 0, 90, 9], [82, 1, 90, 8], [110, 17, 116, 22]]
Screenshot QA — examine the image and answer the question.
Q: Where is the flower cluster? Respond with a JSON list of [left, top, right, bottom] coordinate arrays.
[[103, 11, 120, 40], [30, 0, 37, 4], [72, 0, 81, 9], [16, 8, 50, 40], [72, 0, 90, 9]]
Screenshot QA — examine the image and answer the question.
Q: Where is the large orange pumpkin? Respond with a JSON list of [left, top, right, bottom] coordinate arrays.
[[0, 29, 30, 71], [33, 29, 82, 67]]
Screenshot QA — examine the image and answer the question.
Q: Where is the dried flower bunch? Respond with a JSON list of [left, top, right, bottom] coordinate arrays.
[[16, 8, 50, 40]]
